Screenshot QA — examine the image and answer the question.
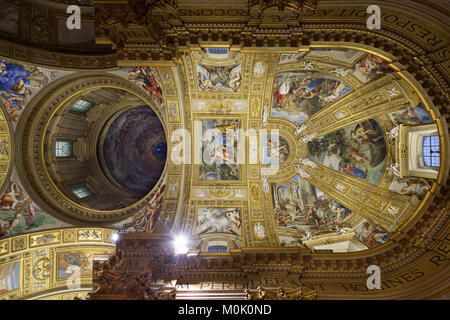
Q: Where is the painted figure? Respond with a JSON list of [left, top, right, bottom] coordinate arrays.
[[126, 67, 164, 108], [195, 208, 241, 236], [200, 119, 241, 181], [357, 221, 388, 247], [197, 63, 241, 92], [271, 71, 352, 124], [0, 177, 56, 238], [0, 60, 57, 121], [121, 184, 166, 232], [308, 119, 387, 185], [391, 102, 433, 125], [356, 54, 390, 77]]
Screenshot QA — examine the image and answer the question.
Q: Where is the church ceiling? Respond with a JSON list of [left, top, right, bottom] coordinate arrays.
[[0, 0, 448, 300], [0, 43, 446, 254], [175, 45, 444, 252]]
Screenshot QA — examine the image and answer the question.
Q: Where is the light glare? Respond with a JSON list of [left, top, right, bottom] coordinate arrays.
[[111, 233, 119, 242], [174, 235, 189, 254]]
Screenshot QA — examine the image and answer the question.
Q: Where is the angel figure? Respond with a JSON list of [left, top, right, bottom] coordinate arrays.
[[299, 132, 317, 143], [295, 123, 310, 136], [294, 165, 311, 179], [388, 125, 400, 140], [254, 223, 265, 239], [298, 158, 317, 169], [226, 209, 241, 229], [387, 162, 402, 178], [262, 105, 269, 127]]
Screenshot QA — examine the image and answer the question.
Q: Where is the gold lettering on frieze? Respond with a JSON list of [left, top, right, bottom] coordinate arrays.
[[222, 200, 243, 206], [194, 200, 216, 206]]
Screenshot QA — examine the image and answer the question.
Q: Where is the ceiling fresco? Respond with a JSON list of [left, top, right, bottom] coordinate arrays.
[[271, 70, 353, 124], [0, 0, 446, 301], [0, 44, 444, 256], [177, 44, 440, 253], [307, 118, 387, 185], [0, 39, 443, 266], [100, 105, 167, 196], [0, 59, 72, 124], [0, 169, 69, 239]]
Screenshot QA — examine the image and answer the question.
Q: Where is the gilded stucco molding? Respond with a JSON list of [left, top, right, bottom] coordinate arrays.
[[0, 227, 116, 300]]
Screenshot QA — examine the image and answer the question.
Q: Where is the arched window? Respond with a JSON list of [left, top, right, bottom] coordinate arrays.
[[422, 136, 440, 167]]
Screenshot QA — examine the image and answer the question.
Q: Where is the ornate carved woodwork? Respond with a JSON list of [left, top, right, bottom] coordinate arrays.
[[244, 286, 318, 300]]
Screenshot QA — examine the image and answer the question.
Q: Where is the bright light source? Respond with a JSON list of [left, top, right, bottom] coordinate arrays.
[[111, 233, 119, 242], [174, 235, 189, 254]]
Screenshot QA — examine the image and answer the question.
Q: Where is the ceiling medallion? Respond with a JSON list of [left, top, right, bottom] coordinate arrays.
[[247, 0, 318, 13]]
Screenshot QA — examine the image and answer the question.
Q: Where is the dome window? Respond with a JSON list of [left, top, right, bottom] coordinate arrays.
[[71, 99, 94, 114], [55, 140, 73, 157], [71, 185, 93, 199]]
